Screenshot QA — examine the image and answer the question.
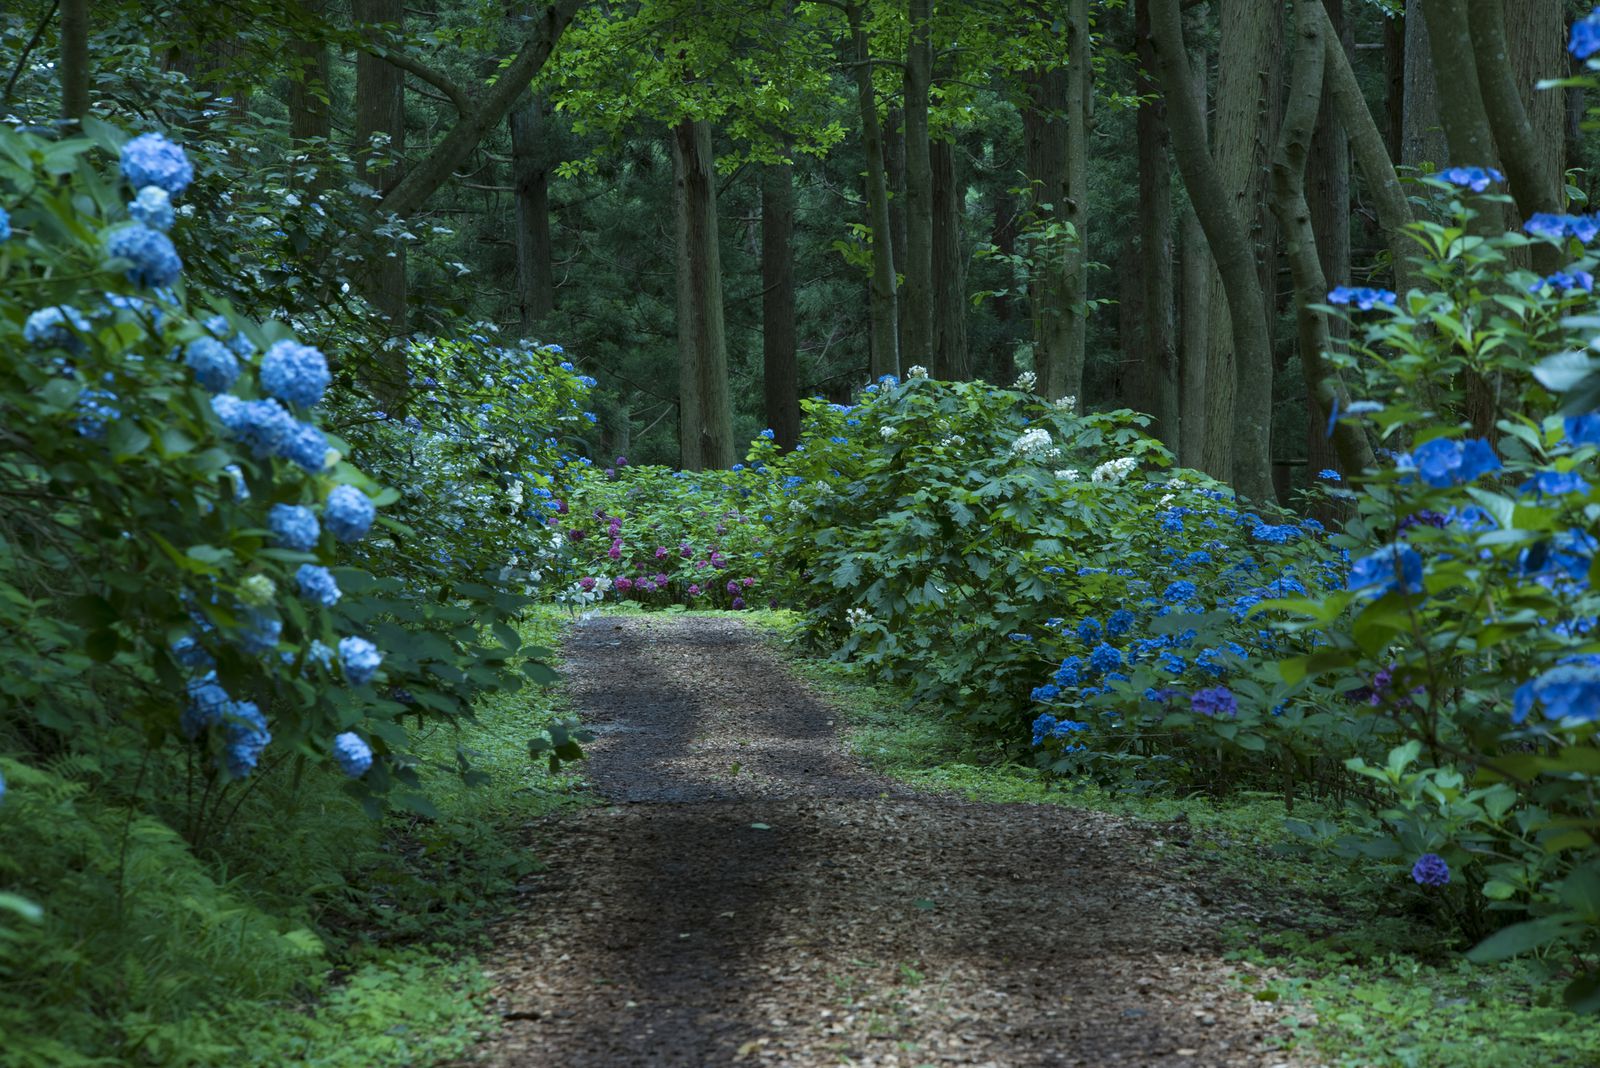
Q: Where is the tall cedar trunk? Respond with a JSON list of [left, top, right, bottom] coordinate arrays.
[[991, 186, 1019, 384], [1177, 6, 1209, 469], [762, 161, 801, 450], [671, 118, 734, 471], [885, 110, 910, 361], [1306, 0, 1349, 481], [902, 0, 934, 369], [289, 1, 333, 154], [849, 4, 899, 379], [1117, 240, 1144, 406], [1506, 0, 1565, 186], [1200, 0, 1280, 491], [931, 138, 970, 379], [1134, 0, 1178, 449], [353, 0, 408, 406], [1271, 0, 1375, 476], [1402, 0, 1448, 170], [1469, 0, 1559, 226], [1418, 0, 1502, 227], [510, 92, 556, 331], [1149, 0, 1276, 502], [60, 0, 90, 122], [1384, 12, 1405, 162], [1021, 63, 1078, 399], [1061, 0, 1090, 403]]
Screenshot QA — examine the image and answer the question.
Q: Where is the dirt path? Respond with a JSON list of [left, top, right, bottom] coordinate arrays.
[[453, 616, 1309, 1067]]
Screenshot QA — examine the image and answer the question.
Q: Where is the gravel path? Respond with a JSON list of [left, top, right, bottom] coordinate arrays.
[[453, 615, 1312, 1067]]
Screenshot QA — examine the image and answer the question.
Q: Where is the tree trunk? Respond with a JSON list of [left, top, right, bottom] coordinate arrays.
[[377, 0, 579, 219], [1307, 0, 1350, 482], [1383, 11, 1405, 163], [931, 138, 970, 380], [1271, 0, 1375, 475], [1117, 240, 1145, 408], [1177, 10, 1209, 470], [762, 161, 801, 450], [1149, 0, 1276, 502], [354, 0, 408, 405], [511, 91, 557, 331], [671, 118, 734, 471], [885, 109, 910, 362], [1506, 0, 1566, 188], [1402, 0, 1448, 171], [991, 185, 1019, 385], [849, 4, 900, 379], [1468, 0, 1559, 223], [289, 0, 333, 151], [1134, 0, 1178, 450], [1419, 0, 1503, 231], [902, 0, 935, 369], [60, 0, 90, 123], [1061, 0, 1090, 402], [1021, 60, 1080, 400]]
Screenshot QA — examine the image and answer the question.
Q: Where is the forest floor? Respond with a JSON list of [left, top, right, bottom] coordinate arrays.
[[450, 615, 1311, 1067]]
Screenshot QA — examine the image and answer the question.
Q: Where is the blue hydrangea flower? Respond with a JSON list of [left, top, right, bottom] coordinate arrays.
[[1107, 609, 1135, 637], [24, 305, 90, 350], [221, 701, 270, 777], [1088, 642, 1122, 674], [1031, 683, 1061, 703], [760, 428, 775, 439], [1163, 580, 1197, 603], [1327, 286, 1396, 310], [1317, 469, 1341, 482], [1525, 212, 1600, 243], [1565, 412, 1600, 447], [128, 185, 174, 231], [1413, 436, 1500, 487], [1437, 166, 1504, 192], [1572, 8, 1600, 59], [1031, 713, 1058, 745], [120, 132, 194, 197], [332, 732, 374, 777], [213, 394, 295, 457], [1512, 661, 1600, 724], [74, 389, 120, 439], [182, 678, 232, 739], [1411, 853, 1450, 887], [325, 485, 375, 542], [1530, 269, 1595, 294], [106, 224, 182, 288], [260, 340, 330, 408], [1077, 617, 1103, 644], [339, 636, 382, 685], [239, 613, 282, 655], [1526, 470, 1590, 497], [0, 206, 10, 242], [307, 639, 334, 671], [1055, 656, 1083, 687], [1348, 543, 1424, 596], [268, 503, 319, 551], [281, 422, 330, 474], [296, 564, 340, 606], [183, 337, 239, 393], [1191, 686, 1237, 717], [172, 635, 214, 670]]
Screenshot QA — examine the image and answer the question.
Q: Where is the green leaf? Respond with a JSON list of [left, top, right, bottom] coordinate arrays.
[[1466, 916, 1580, 962]]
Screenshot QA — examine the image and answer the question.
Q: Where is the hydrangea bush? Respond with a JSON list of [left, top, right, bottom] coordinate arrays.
[[0, 123, 551, 832]]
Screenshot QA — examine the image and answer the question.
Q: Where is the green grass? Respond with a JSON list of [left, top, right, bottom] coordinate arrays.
[[0, 606, 584, 1067], [771, 633, 1600, 1068]]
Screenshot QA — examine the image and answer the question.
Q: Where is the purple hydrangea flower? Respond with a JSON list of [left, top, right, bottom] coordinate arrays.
[[1192, 686, 1238, 717], [1411, 853, 1450, 887]]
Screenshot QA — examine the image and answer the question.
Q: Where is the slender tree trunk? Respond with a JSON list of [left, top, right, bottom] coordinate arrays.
[[1468, 0, 1559, 223], [1150, 0, 1276, 502], [1418, 0, 1503, 230], [902, 0, 934, 369], [1384, 11, 1405, 163], [1402, 0, 1448, 171], [60, 0, 90, 123], [885, 109, 910, 361], [991, 186, 1019, 385], [354, 0, 408, 404], [289, 1, 333, 151], [672, 119, 734, 470], [1177, 11, 1209, 469], [1061, 0, 1090, 402], [1134, 0, 1177, 449], [762, 161, 800, 450], [1307, 0, 1350, 481], [1117, 240, 1144, 407], [1272, 0, 1375, 475], [849, 4, 900, 379], [931, 138, 970, 380], [1022, 62, 1078, 399], [511, 92, 557, 331]]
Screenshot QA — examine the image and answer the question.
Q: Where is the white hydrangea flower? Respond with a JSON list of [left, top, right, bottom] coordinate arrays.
[[1054, 395, 1078, 412], [1055, 468, 1081, 481], [1159, 493, 1176, 505], [846, 607, 871, 627], [1165, 476, 1187, 490], [907, 365, 929, 378], [1011, 427, 1053, 456], [940, 434, 967, 447], [1012, 370, 1037, 391], [880, 425, 897, 440], [1090, 456, 1139, 484]]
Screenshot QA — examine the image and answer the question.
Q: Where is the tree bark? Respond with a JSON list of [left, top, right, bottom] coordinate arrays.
[[671, 118, 735, 471], [762, 161, 801, 450], [990, 185, 1019, 385], [1401, 0, 1448, 171], [1150, 0, 1276, 502], [902, 0, 935, 369], [289, 0, 333, 151], [377, 0, 579, 220], [354, 0, 408, 399], [1021, 56, 1082, 401], [1418, 0, 1503, 231], [931, 138, 970, 380], [1134, 0, 1178, 450], [885, 108, 909, 361], [511, 91, 557, 332], [1307, 0, 1350, 482], [1383, 10, 1405, 163], [1506, 0, 1565, 191], [849, 3, 900, 379], [1061, 0, 1090, 402], [59, 0, 90, 123], [1467, 0, 1559, 223], [1177, 10, 1209, 469], [1271, 0, 1375, 475]]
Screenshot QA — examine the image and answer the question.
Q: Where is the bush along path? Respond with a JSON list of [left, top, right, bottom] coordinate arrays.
[[452, 615, 1308, 1067]]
